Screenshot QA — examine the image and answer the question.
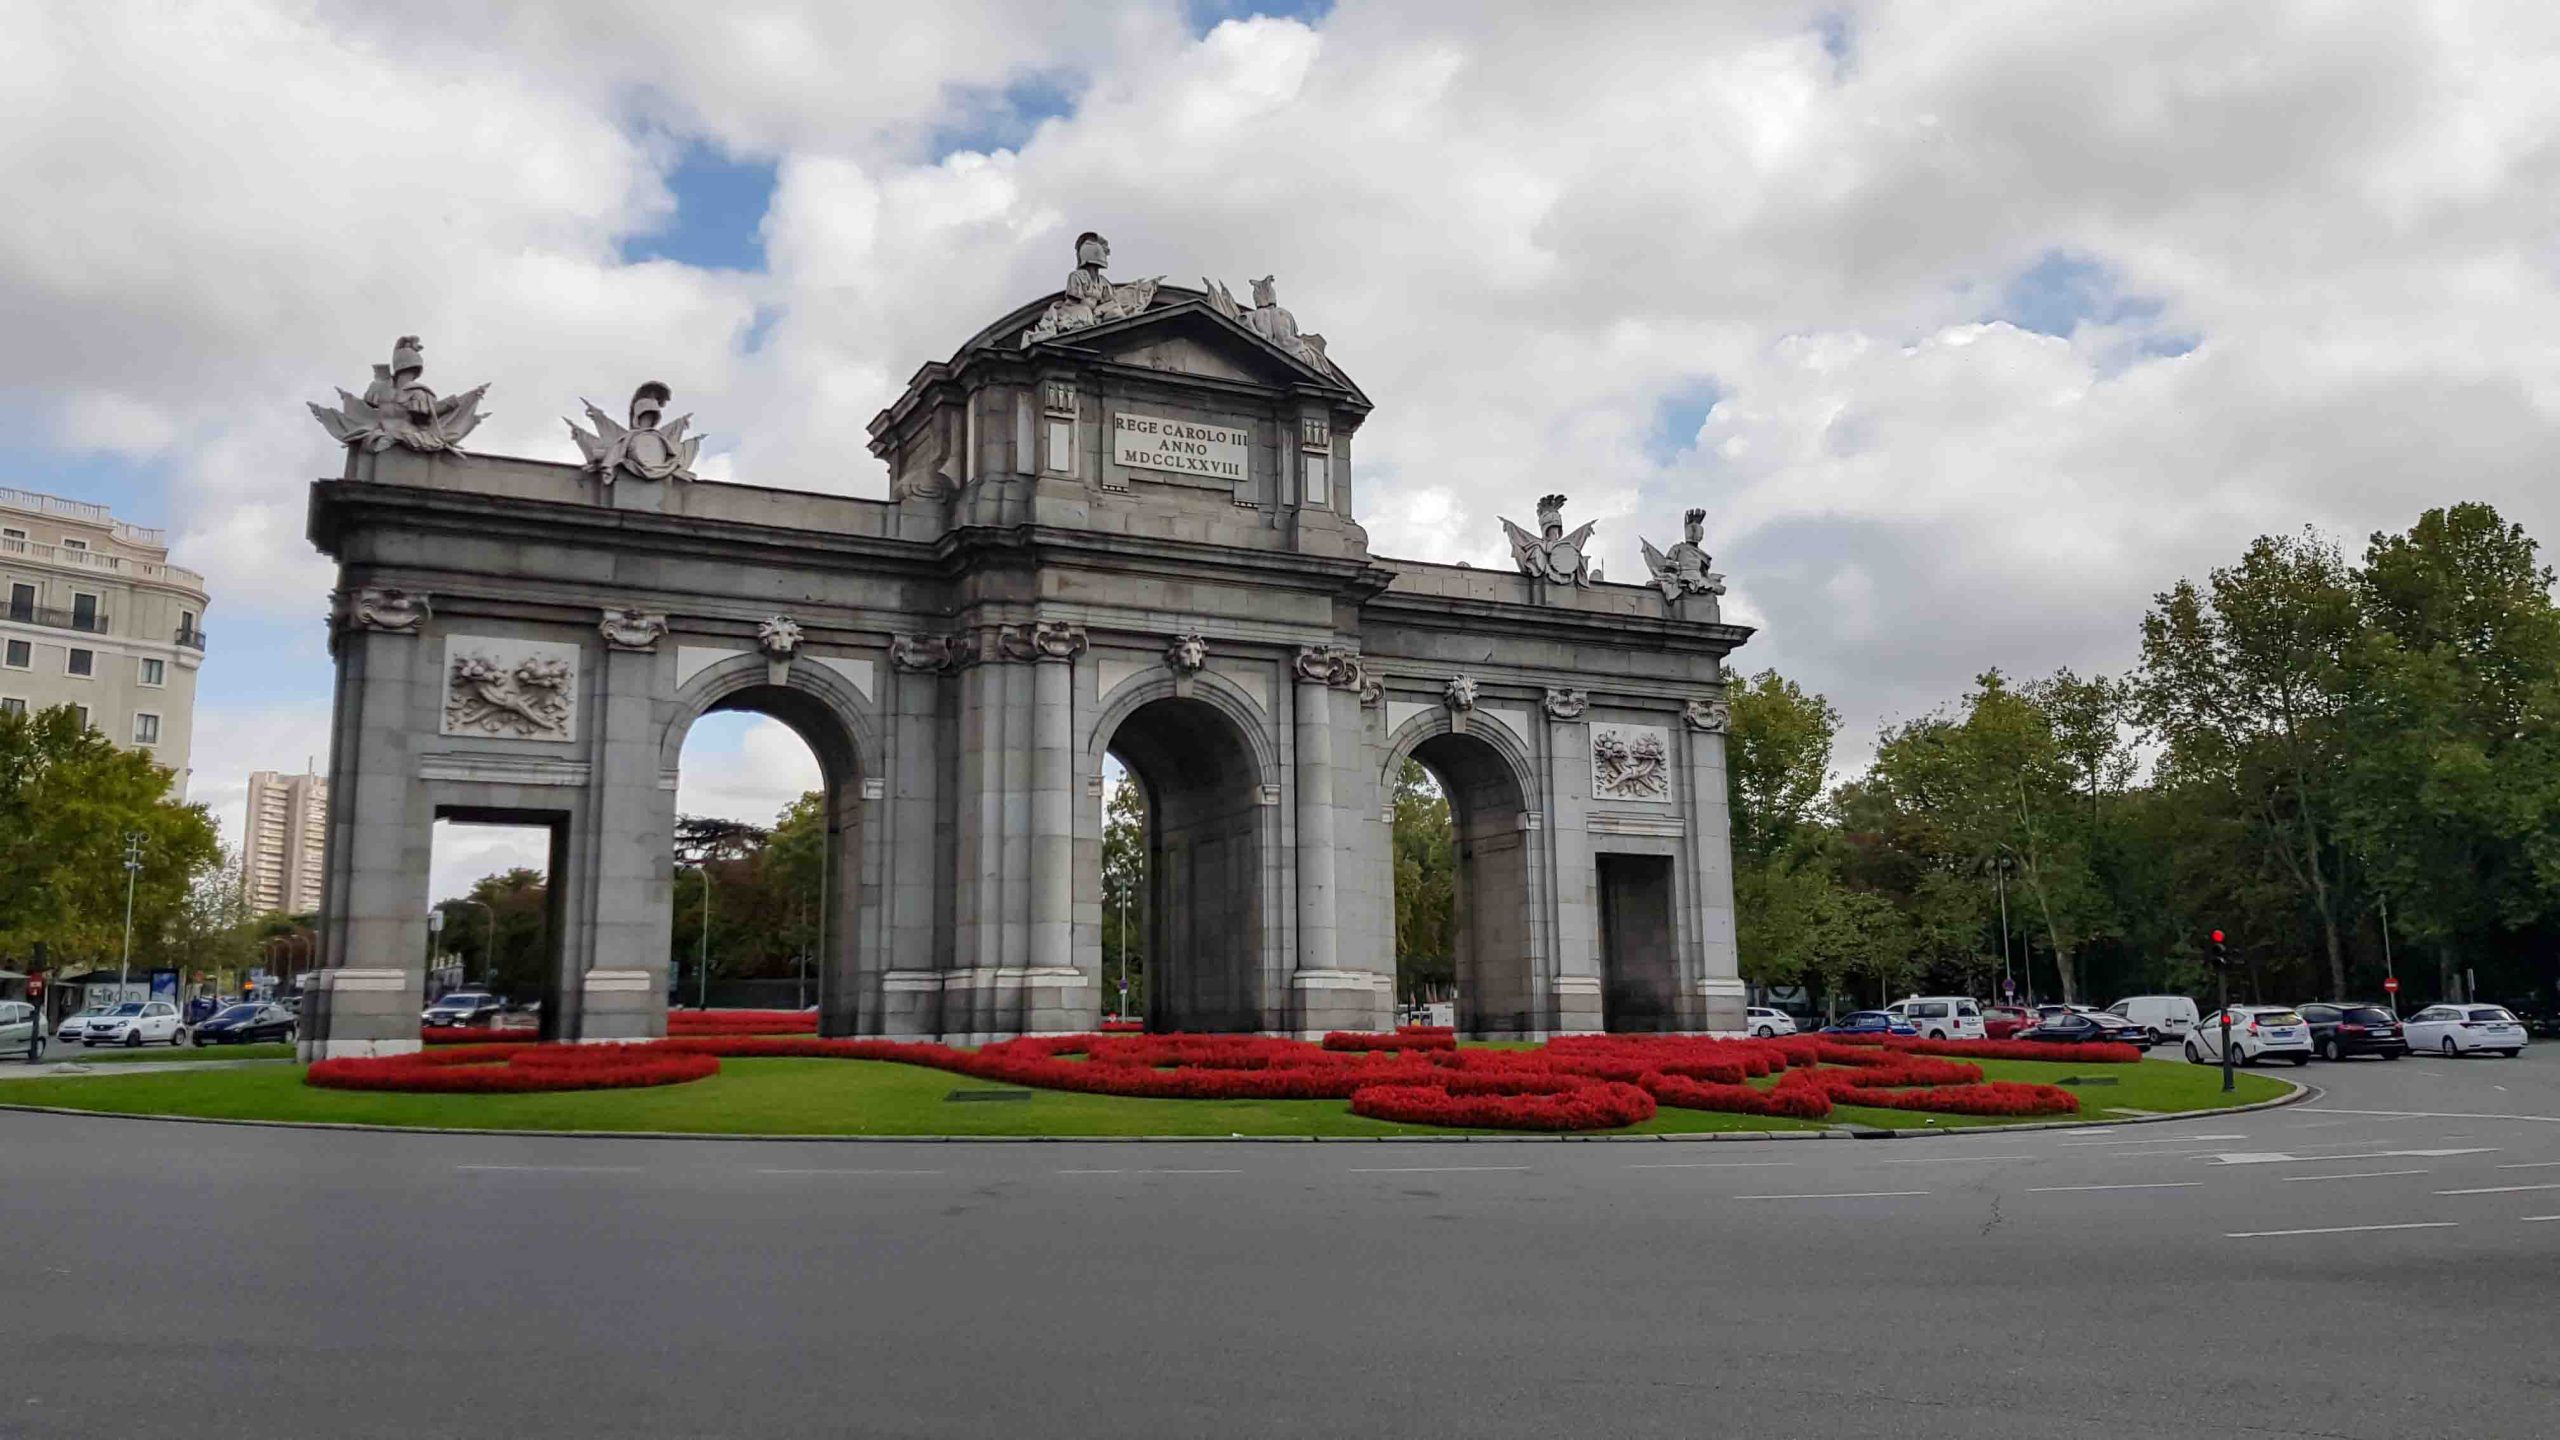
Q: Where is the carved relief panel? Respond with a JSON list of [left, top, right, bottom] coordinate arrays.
[[441, 636, 579, 742]]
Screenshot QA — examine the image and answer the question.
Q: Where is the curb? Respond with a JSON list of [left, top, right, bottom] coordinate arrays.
[[0, 1067, 2314, 1145]]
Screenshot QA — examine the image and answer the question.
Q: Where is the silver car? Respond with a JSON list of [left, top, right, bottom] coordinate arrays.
[[1, 999, 40, 1059]]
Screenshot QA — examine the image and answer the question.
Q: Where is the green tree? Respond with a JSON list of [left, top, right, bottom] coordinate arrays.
[[1723, 669, 1843, 997], [1100, 775, 1147, 1016], [0, 703, 222, 969], [2137, 529, 2361, 996], [438, 868, 550, 998], [1391, 760, 1455, 1003]]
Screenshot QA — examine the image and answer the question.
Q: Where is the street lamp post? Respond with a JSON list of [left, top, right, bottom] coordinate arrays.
[[117, 833, 143, 995], [697, 862, 713, 1011], [1115, 873, 1131, 1023], [450, 899, 496, 988], [1991, 852, 2017, 1007]]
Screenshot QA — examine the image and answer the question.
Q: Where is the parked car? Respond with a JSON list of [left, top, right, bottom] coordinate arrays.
[[191, 1003, 297, 1046], [2186, 1006, 2313, 1066], [79, 1001, 186, 1049], [53, 1003, 113, 1046], [1744, 1006, 1798, 1038], [2016, 1012, 2139, 1046], [421, 992, 504, 1028], [2033, 1005, 2150, 1045], [1821, 1011, 1919, 1037], [2296, 1002, 2407, 1061], [1884, 997, 1986, 1041], [2401, 1004, 2529, 1058], [1982, 1005, 2036, 1039], [2107, 995, 2201, 1046], [1, 999, 41, 1059]]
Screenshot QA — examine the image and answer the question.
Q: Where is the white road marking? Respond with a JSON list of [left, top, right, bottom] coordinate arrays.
[[2226, 1222, 2458, 1239], [2296, 1107, 2560, 1125], [1153, 1169, 1244, 1175], [2435, 1183, 2560, 1196], [2282, 1170, 2428, 1183], [2211, 1148, 2495, 1166], [1880, 1154, 2028, 1165], [2494, 1161, 2560, 1170], [1627, 1161, 1795, 1170], [755, 1168, 944, 1176], [455, 1164, 641, 1174], [2522, 1215, 2560, 1223], [2060, 1133, 2246, 1148], [1734, 1190, 1931, 1201], [1057, 1169, 1125, 1175], [1347, 1165, 1531, 1174], [2026, 1182, 2199, 1193]]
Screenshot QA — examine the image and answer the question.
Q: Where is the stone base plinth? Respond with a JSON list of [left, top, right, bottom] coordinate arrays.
[[1551, 975, 1603, 1035], [1289, 968, 1392, 1038], [297, 968, 422, 1062], [577, 968, 665, 1040]]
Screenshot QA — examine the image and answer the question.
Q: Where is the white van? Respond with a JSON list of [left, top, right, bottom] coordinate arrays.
[[2107, 995, 2200, 1045], [1885, 997, 1985, 1040]]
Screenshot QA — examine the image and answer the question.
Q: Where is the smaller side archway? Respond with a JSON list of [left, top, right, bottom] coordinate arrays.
[[1108, 695, 1266, 1032]]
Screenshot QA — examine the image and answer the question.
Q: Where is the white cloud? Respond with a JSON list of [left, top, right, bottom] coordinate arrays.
[[7, 0, 2559, 791]]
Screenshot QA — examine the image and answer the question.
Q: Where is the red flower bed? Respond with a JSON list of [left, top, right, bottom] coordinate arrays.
[[666, 1009, 819, 1036], [1350, 1074, 1655, 1131], [1322, 1027, 1458, 1052], [1643, 1071, 1834, 1120], [310, 1043, 720, 1094], [1098, 1020, 1146, 1033], [419, 1026, 538, 1045], [1878, 1036, 2143, 1065]]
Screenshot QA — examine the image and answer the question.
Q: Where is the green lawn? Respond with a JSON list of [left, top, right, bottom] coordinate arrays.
[[37, 1043, 295, 1066], [0, 1052, 2292, 1138]]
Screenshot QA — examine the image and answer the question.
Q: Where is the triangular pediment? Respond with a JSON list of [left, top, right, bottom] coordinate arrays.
[[1011, 289, 1368, 403]]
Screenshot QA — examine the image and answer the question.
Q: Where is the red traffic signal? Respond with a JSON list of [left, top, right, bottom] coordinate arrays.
[[2210, 929, 2225, 944]]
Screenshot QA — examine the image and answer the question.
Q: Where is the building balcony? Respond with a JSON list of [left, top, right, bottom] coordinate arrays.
[[175, 623, 207, 650], [3, 603, 111, 635], [0, 531, 206, 590]]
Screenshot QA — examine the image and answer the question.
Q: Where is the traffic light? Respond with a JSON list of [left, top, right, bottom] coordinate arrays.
[[2209, 929, 2228, 970]]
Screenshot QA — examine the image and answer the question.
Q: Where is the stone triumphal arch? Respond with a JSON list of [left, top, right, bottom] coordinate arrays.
[[297, 235, 1752, 1058]]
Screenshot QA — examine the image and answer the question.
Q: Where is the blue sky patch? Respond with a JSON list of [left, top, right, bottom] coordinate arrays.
[[1994, 250, 2165, 338], [1183, 0, 1333, 36], [1815, 10, 1854, 73], [1645, 377, 1725, 466], [620, 144, 777, 273], [931, 71, 1082, 158]]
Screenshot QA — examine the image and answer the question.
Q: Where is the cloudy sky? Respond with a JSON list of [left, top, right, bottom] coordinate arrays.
[[8, 1, 2559, 898]]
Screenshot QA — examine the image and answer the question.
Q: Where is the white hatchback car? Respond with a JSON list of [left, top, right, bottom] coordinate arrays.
[[1, 999, 41, 1059], [2186, 1006, 2314, 1066], [79, 1001, 186, 1048], [1744, 1007, 1799, 1038], [2402, 1005, 2529, 1058]]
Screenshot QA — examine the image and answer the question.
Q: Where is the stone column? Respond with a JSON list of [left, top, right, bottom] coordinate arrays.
[[305, 588, 435, 1061], [1292, 652, 1338, 979], [1028, 628, 1078, 974], [580, 608, 673, 1040], [1684, 697, 1746, 1032]]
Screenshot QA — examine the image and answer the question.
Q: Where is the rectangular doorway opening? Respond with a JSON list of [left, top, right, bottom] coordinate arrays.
[[1596, 853, 1678, 1033], [429, 810, 566, 1039]]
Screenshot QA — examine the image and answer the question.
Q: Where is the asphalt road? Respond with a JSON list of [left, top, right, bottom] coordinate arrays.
[[4, 1049, 2556, 1439]]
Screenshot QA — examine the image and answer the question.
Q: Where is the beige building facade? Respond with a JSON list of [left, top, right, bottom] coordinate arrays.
[[0, 486, 209, 790], [241, 769, 327, 915]]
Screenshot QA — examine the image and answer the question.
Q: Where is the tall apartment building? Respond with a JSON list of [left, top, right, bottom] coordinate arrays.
[[241, 769, 328, 916], [0, 486, 210, 790]]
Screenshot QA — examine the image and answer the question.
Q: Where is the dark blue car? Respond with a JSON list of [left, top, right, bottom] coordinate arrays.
[[191, 1003, 297, 1046], [1821, 1010, 1919, 1037]]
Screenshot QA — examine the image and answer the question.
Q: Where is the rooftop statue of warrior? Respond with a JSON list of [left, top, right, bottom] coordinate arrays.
[[309, 336, 490, 456], [1205, 272, 1335, 376], [1023, 231, 1161, 343], [1502, 493, 1596, 587], [566, 381, 701, 483], [1640, 507, 1727, 609]]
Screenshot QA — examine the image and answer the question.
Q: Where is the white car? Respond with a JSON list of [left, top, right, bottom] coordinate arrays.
[[1744, 1006, 1798, 1038], [2402, 1004, 2529, 1058], [1886, 996, 1986, 1041], [79, 1001, 186, 1049], [53, 1004, 113, 1046], [2185, 1006, 2313, 1067], [1, 999, 41, 1059]]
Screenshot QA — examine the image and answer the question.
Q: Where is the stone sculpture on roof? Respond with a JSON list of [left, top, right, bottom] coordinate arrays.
[[1502, 493, 1595, 587], [567, 382, 701, 483], [309, 335, 490, 456], [1204, 273, 1335, 376], [1641, 507, 1726, 610], [1023, 231, 1162, 344]]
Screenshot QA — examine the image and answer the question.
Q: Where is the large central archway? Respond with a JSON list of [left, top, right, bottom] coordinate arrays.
[[1107, 695, 1264, 1032]]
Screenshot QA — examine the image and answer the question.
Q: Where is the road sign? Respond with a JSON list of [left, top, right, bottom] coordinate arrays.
[[2383, 976, 2400, 993], [2002, 977, 2016, 998]]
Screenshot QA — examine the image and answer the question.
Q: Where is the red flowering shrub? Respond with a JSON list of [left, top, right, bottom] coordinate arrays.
[[310, 1043, 720, 1094], [1322, 1027, 1459, 1052], [419, 1027, 538, 1045], [1350, 1075, 1654, 1131], [1643, 1071, 1834, 1120], [1879, 1037, 2143, 1065], [1827, 1080, 2079, 1117], [666, 1009, 818, 1036], [1098, 1020, 1145, 1033]]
